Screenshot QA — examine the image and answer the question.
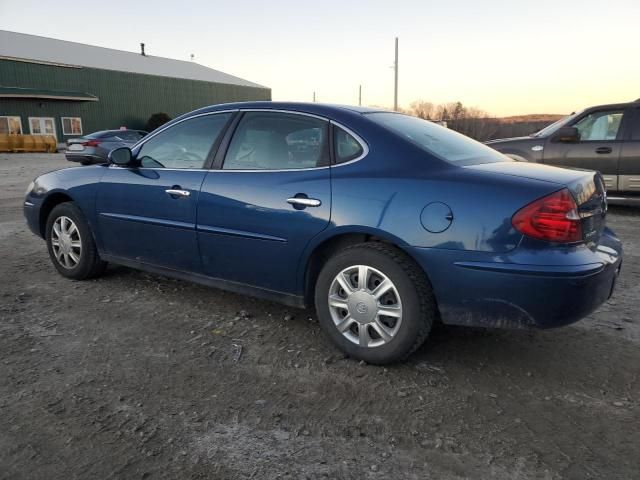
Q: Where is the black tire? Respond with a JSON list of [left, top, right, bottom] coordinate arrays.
[[314, 242, 436, 364], [45, 202, 107, 280]]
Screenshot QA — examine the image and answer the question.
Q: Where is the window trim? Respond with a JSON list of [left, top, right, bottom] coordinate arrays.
[[331, 122, 368, 165], [567, 108, 627, 143], [126, 108, 370, 172], [130, 110, 236, 171], [61, 116, 83, 136], [211, 109, 369, 172], [0, 115, 23, 134], [28, 116, 56, 137], [219, 110, 331, 171]]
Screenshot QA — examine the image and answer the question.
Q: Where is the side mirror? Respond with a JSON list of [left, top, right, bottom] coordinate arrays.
[[108, 147, 133, 166], [553, 126, 580, 143]]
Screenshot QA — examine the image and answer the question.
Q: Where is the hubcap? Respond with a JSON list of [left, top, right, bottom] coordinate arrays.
[[328, 265, 403, 348], [51, 216, 82, 269]]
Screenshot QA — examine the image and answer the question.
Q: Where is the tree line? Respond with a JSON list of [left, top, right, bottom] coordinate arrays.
[[402, 100, 561, 141]]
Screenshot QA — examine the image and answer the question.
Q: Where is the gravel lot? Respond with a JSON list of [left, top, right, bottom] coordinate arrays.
[[1, 153, 638, 480]]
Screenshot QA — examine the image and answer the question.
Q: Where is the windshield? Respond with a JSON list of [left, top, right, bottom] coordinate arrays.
[[532, 110, 583, 137], [367, 112, 510, 166]]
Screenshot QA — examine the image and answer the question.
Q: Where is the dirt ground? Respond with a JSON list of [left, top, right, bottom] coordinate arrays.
[[1, 153, 638, 480]]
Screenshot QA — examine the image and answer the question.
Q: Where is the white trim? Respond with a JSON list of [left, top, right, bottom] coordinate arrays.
[[0, 115, 23, 134], [130, 108, 370, 173], [329, 120, 370, 165], [28, 117, 57, 137], [61, 116, 83, 136]]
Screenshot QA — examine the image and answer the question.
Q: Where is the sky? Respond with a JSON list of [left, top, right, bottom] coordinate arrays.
[[1, 0, 638, 116]]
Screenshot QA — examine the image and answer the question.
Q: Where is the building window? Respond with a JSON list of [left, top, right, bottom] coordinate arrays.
[[0, 116, 23, 135], [29, 117, 56, 137], [61, 117, 83, 136]]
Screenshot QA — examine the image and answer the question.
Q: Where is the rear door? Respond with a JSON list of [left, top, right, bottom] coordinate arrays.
[[618, 105, 640, 193], [196, 111, 331, 294], [96, 112, 233, 271], [542, 108, 626, 191]]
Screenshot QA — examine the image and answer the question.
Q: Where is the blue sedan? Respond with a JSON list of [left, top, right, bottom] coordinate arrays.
[[23, 102, 622, 364]]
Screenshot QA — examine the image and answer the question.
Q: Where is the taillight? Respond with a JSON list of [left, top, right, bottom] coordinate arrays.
[[512, 188, 582, 243], [83, 140, 101, 147]]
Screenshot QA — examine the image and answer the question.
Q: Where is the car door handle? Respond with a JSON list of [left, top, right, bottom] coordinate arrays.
[[595, 147, 613, 154], [287, 197, 321, 207], [165, 188, 191, 197]]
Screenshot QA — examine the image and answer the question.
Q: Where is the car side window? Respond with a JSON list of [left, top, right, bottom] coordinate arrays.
[[573, 110, 624, 141], [137, 114, 231, 169], [630, 109, 640, 141], [334, 127, 364, 163], [223, 112, 328, 170]]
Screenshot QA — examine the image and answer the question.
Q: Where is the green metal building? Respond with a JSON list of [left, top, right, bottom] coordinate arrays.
[[0, 30, 270, 143]]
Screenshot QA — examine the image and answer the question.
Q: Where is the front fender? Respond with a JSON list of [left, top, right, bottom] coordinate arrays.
[[24, 165, 106, 241]]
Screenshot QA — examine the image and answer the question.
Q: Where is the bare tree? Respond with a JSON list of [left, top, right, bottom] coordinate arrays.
[[409, 100, 435, 120]]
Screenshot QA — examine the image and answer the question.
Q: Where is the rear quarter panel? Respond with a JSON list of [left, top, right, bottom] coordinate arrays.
[[327, 154, 560, 253]]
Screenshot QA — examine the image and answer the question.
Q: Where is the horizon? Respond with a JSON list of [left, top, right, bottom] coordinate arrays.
[[1, 0, 638, 116]]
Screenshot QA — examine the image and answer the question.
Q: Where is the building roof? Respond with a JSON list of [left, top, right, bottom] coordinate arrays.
[[0, 86, 99, 101], [0, 30, 266, 89]]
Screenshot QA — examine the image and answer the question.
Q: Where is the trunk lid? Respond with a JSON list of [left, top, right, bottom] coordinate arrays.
[[467, 161, 607, 245]]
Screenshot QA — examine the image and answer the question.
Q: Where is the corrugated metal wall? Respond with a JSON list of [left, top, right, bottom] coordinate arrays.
[[0, 59, 271, 140]]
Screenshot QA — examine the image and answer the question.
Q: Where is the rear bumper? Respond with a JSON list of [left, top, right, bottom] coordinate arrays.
[[406, 229, 622, 329]]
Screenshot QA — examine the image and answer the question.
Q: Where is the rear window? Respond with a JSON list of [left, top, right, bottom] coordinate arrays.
[[85, 131, 110, 139], [367, 112, 509, 166], [115, 131, 144, 141]]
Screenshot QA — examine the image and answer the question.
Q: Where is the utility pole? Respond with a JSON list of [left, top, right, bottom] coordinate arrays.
[[358, 85, 362, 106], [313, 91, 316, 102], [393, 37, 399, 111]]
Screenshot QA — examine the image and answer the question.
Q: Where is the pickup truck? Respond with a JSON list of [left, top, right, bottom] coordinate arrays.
[[486, 99, 640, 203]]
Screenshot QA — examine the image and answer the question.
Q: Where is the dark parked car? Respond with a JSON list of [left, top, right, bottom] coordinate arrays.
[[24, 102, 622, 364], [65, 129, 148, 165], [486, 99, 640, 203]]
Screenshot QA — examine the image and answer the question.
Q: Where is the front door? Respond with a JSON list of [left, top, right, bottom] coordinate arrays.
[[96, 112, 233, 271], [197, 111, 331, 294], [542, 108, 625, 191]]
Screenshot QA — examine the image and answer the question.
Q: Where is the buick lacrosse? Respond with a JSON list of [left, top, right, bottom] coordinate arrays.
[[24, 102, 622, 364]]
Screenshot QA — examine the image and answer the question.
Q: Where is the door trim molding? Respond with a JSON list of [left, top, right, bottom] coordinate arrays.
[[197, 224, 287, 242], [99, 212, 195, 230]]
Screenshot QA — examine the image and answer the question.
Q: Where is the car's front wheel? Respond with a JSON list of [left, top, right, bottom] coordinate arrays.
[[315, 243, 436, 364], [46, 202, 107, 280]]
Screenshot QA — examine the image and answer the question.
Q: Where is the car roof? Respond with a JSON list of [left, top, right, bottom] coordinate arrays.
[[88, 129, 146, 136], [583, 99, 640, 112], [191, 101, 390, 117]]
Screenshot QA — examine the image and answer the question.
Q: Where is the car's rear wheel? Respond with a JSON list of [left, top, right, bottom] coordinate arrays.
[[46, 202, 107, 280], [314, 243, 436, 364]]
